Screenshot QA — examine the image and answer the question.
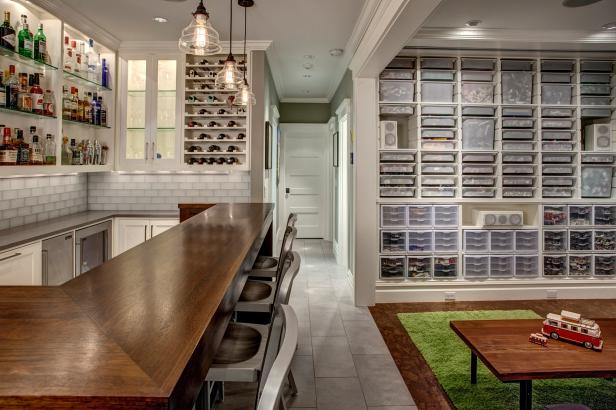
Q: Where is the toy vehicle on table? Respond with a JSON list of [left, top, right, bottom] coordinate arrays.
[[542, 310, 603, 351], [529, 332, 548, 347]]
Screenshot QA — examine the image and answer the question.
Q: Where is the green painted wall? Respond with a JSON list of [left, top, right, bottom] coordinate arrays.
[[330, 69, 353, 117], [279, 102, 331, 123]]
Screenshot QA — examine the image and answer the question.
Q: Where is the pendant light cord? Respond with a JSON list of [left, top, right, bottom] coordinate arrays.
[[229, 0, 233, 56], [242, 6, 247, 80]]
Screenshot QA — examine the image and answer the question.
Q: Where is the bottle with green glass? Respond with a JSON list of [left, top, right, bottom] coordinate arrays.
[[33, 23, 46, 63], [17, 15, 32, 58]]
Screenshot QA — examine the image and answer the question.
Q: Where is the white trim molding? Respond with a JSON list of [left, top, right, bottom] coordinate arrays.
[[279, 97, 330, 104]]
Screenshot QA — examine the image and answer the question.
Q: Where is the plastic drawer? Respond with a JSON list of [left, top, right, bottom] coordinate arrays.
[[462, 176, 496, 187], [503, 141, 535, 151], [503, 188, 534, 198], [433, 256, 458, 278], [543, 187, 573, 198], [581, 108, 612, 118], [381, 205, 407, 227], [380, 105, 414, 115], [461, 83, 495, 104], [421, 57, 456, 70], [422, 129, 456, 140], [580, 73, 612, 83], [421, 117, 456, 128], [408, 231, 433, 252], [594, 205, 616, 226], [541, 73, 573, 83], [542, 130, 574, 140], [421, 141, 457, 150], [434, 230, 458, 252], [594, 230, 616, 251], [462, 165, 496, 175], [461, 71, 494, 82], [462, 58, 496, 71], [380, 163, 415, 174], [490, 256, 514, 278], [421, 164, 456, 174], [580, 60, 613, 72], [502, 130, 534, 140], [502, 153, 534, 163], [568, 255, 592, 277], [380, 256, 406, 279], [422, 153, 456, 163], [594, 255, 616, 277], [543, 165, 574, 175], [380, 69, 414, 80], [421, 187, 456, 197], [581, 96, 612, 106], [379, 80, 415, 103], [542, 85, 574, 105], [502, 71, 534, 105], [569, 205, 593, 226], [580, 84, 612, 96], [464, 230, 490, 253], [421, 82, 456, 103], [380, 175, 416, 186], [544, 255, 567, 276], [570, 230, 593, 251], [502, 118, 535, 128], [541, 60, 575, 72], [581, 167, 613, 198], [407, 256, 433, 279], [543, 142, 575, 151], [502, 165, 535, 175], [461, 106, 496, 117], [422, 70, 456, 81], [582, 154, 615, 164], [380, 187, 416, 198], [462, 118, 496, 150], [501, 59, 534, 71], [543, 154, 574, 163], [381, 230, 407, 253], [433, 205, 459, 226], [542, 177, 575, 187], [503, 176, 534, 187], [463, 188, 496, 198], [464, 256, 490, 278], [515, 255, 539, 277], [490, 231, 514, 252], [503, 107, 534, 117], [542, 107, 575, 118], [387, 57, 415, 69], [421, 105, 456, 116], [408, 206, 433, 227], [516, 231, 539, 252], [542, 119, 574, 129], [543, 230, 567, 252], [462, 152, 496, 163], [421, 176, 456, 186], [380, 151, 416, 162], [544, 205, 568, 226]]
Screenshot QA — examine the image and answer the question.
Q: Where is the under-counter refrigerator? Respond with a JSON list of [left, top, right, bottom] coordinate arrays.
[[75, 221, 112, 276], [42, 233, 74, 286]]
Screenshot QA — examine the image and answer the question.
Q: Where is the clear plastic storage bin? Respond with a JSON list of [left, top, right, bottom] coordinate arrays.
[[464, 256, 490, 278], [569, 205, 593, 226], [381, 231, 407, 253], [422, 153, 456, 162], [502, 118, 535, 128], [580, 60, 613, 72], [421, 57, 456, 70], [380, 187, 416, 197], [502, 165, 535, 175], [542, 130, 574, 140], [570, 230, 593, 251], [421, 187, 456, 197], [490, 256, 514, 278], [434, 230, 458, 252], [543, 165, 574, 175], [580, 84, 612, 95], [433, 205, 459, 226], [380, 105, 414, 115], [461, 71, 494, 82], [516, 231, 539, 252], [380, 151, 416, 162], [380, 175, 416, 186], [380, 163, 415, 174], [503, 153, 534, 163], [542, 142, 575, 151], [580, 73, 612, 83], [408, 231, 434, 252], [379, 80, 415, 103], [503, 188, 534, 198], [380, 256, 406, 279], [502, 130, 534, 140], [581, 167, 613, 198], [502, 107, 534, 117], [407, 256, 432, 279], [491, 231, 515, 252], [542, 107, 575, 118], [421, 82, 456, 103], [422, 141, 457, 150], [502, 71, 534, 104], [461, 106, 496, 117], [542, 119, 574, 129], [408, 206, 433, 226], [422, 129, 456, 140], [463, 188, 496, 197], [421, 117, 456, 128], [541, 60, 575, 72], [568, 255, 592, 277], [422, 70, 456, 81], [594, 205, 616, 226], [421, 164, 456, 174], [503, 176, 534, 186], [541, 73, 573, 83], [542, 154, 574, 163], [461, 83, 495, 104], [542, 177, 575, 187], [543, 187, 573, 198], [544, 205, 568, 226], [462, 165, 496, 174], [594, 255, 616, 276], [421, 176, 456, 186], [462, 58, 496, 71], [464, 230, 490, 253], [462, 118, 496, 150], [543, 230, 568, 252], [421, 105, 456, 116], [503, 141, 535, 151], [515, 255, 539, 277], [380, 69, 414, 80], [582, 154, 615, 164], [581, 96, 612, 106], [541, 84, 574, 105], [594, 230, 616, 251], [462, 152, 497, 163], [544, 255, 567, 276], [433, 256, 458, 278], [381, 205, 407, 227], [581, 108, 612, 118]]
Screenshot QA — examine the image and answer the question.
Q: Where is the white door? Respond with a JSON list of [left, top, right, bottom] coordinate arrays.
[[0, 242, 42, 286], [281, 123, 329, 238], [115, 218, 149, 255], [150, 219, 180, 238]]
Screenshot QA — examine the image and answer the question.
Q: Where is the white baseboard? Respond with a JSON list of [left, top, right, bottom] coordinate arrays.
[[375, 279, 616, 303]]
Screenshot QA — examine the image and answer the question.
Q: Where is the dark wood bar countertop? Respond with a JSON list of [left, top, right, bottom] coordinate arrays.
[[0, 203, 274, 409]]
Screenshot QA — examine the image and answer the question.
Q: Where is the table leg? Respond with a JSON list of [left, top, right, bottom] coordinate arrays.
[[519, 380, 532, 410], [470, 352, 477, 384]]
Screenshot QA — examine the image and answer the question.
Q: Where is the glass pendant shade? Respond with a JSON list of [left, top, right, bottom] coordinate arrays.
[[215, 54, 243, 89], [178, 1, 222, 55], [234, 79, 256, 106]]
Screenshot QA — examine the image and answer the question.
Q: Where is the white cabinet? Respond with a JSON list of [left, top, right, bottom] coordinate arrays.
[[114, 218, 179, 256], [0, 242, 43, 286]]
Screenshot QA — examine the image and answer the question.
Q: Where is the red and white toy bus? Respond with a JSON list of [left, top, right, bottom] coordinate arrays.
[[542, 310, 603, 351]]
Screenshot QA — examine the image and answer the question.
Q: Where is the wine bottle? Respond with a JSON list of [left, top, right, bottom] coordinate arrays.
[[17, 15, 32, 58], [0, 11, 16, 51], [33, 23, 46, 63]]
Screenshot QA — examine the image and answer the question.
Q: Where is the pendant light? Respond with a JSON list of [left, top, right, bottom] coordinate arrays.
[[215, 0, 243, 90], [234, 1, 256, 106], [178, 0, 222, 55]]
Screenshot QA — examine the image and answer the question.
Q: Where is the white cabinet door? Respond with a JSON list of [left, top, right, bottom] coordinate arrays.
[[150, 219, 180, 238], [0, 242, 42, 286], [116, 219, 149, 255]]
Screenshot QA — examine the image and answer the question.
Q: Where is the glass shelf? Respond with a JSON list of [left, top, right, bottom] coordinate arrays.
[[63, 119, 111, 129], [0, 46, 58, 71], [0, 106, 56, 120], [63, 70, 112, 91]]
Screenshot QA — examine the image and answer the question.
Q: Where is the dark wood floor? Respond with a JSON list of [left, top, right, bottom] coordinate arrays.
[[369, 299, 616, 410]]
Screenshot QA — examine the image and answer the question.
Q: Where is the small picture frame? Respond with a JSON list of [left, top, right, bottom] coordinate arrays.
[[265, 121, 272, 170], [333, 131, 339, 167]]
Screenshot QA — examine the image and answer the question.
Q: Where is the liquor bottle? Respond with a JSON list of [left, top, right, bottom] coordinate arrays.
[[0, 71, 5, 108], [77, 91, 84, 122], [17, 73, 32, 112], [62, 86, 71, 120], [30, 73, 43, 114], [5, 65, 18, 109], [70, 139, 80, 165], [33, 23, 46, 63], [17, 15, 32, 58], [72, 40, 80, 73], [63, 36, 72, 72], [98, 96, 107, 127], [86, 39, 97, 81], [0, 11, 16, 51], [93, 92, 101, 125], [90, 92, 97, 124], [70, 87, 78, 121], [79, 42, 87, 73], [0, 126, 17, 165], [29, 134, 43, 164], [28, 126, 36, 145], [44, 133, 55, 164], [60, 136, 71, 165], [101, 58, 109, 88], [43, 89, 54, 116], [15, 130, 29, 165], [83, 92, 91, 123]]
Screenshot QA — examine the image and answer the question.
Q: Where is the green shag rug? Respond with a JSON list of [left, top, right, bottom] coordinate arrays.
[[397, 310, 616, 410]]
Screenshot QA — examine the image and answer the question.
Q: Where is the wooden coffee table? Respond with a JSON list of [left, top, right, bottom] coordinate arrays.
[[450, 319, 616, 410]]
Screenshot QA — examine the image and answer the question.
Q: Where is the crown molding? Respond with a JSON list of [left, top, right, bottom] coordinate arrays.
[[279, 97, 330, 104], [119, 40, 272, 53], [265, 42, 288, 103]]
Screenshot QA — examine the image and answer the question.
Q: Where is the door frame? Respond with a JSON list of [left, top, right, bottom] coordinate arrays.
[[334, 99, 351, 268], [280, 123, 331, 240]]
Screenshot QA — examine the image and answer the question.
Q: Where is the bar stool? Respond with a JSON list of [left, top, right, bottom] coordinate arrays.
[[252, 213, 297, 277]]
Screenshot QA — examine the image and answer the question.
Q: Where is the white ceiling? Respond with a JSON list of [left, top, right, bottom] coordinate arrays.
[[59, 0, 367, 101]]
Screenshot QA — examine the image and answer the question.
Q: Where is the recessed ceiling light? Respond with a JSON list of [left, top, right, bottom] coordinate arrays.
[[562, 0, 602, 7], [329, 48, 344, 57], [302, 62, 314, 70], [602, 21, 616, 30], [465, 19, 482, 27], [153, 17, 168, 23]]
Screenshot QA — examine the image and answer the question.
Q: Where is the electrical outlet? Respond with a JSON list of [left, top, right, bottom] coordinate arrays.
[[546, 289, 558, 299], [445, 291, 456, 301]]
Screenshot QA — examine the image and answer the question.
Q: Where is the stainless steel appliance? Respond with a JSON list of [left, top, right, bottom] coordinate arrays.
[[75, 221, 112, 276], [42, 233, 74, 286]]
